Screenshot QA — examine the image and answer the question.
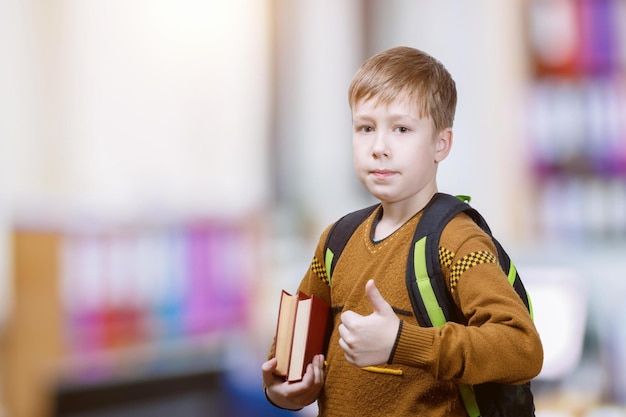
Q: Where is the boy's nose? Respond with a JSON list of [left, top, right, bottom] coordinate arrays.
[[371, 133, 389, 158]]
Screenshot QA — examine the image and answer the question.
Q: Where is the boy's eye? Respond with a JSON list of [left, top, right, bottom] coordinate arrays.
[[358, 126, 374, 133], [395, 126, 409, 133]]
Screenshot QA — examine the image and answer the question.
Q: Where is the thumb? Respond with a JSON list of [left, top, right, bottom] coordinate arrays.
[[262, 357, 277, 373], [365, 279, 393, 315]]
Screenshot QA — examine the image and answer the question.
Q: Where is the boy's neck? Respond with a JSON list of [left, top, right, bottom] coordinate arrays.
[[375, 190, 438, 240]]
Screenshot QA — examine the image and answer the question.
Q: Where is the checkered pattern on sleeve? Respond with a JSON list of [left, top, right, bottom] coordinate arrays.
[[440, 247, 497, 293], [311, 256, 330, 285]]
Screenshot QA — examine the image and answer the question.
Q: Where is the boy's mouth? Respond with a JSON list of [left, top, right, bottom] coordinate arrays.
[[370, 169, 396, 179]]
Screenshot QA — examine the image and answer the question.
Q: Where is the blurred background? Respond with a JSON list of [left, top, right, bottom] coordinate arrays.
[[1, 0, 625, 416]]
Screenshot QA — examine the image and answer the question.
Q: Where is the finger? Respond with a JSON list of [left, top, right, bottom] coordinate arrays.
[[338, 324, 355, 348], [365, 279, 393, 314], [310, 361, 319, 385], [298, 359, 322, 391], [338, 335, 353, 356], [340, 310, 361, 328], [300, 362, 314, 386], [312, 356, 323, 385], [312, 354, 324, 371], [338, 322, 348, 339], [343, 349, 356, 365]]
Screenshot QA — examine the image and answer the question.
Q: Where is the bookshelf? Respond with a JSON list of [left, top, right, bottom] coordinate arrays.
[[0, 215, 263, 417], [525, 0, 626, 244], [524, 0, 626, 410]]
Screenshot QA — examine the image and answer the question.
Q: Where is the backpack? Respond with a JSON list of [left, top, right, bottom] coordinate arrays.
[[323, 192, 536, 417]]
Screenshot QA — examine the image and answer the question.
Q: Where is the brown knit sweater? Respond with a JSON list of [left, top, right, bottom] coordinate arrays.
[[294, 205, 543, 417]]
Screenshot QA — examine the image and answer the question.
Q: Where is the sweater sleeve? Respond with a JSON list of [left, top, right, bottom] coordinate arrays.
[[296, 224, 333, 306], [389, 215, 544, 385]]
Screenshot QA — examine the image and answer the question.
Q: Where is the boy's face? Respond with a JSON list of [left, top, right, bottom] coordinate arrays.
[[351, 97, 450, 209]]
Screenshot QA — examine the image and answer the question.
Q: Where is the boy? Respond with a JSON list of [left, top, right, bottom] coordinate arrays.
[[261, 46, 543, 416]]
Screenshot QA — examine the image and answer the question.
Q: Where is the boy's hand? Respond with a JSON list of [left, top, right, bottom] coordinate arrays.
[[261, 354, 325, 410], [339, 279, 400, 367]]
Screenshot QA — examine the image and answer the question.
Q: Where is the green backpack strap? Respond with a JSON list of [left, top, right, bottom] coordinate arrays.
[[324, 204, 378, 285], [406, 193, 463, 326]]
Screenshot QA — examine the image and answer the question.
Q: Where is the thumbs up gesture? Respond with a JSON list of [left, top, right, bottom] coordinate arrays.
[[338, 279, 400, 367]]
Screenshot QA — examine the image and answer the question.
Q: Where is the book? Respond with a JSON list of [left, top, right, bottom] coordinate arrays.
[[273, 290, 330, 382]]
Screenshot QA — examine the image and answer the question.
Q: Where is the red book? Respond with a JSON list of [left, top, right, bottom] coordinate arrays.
[[273, 290, 330, 382]]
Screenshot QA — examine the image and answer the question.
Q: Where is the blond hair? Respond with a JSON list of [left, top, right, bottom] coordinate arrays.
[[348, 46, 457, 131]]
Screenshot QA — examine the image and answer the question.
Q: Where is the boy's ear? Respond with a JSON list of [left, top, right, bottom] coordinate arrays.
[[434, 128, 453, 163]]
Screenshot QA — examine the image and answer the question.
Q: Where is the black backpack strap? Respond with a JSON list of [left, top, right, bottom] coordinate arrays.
[[324, 204, 378, 285], [406, 193, 533, 327], [406, 193, 468, 327]]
